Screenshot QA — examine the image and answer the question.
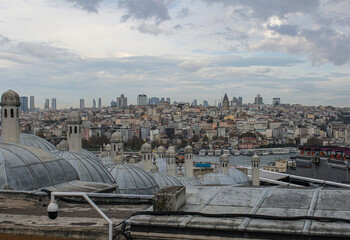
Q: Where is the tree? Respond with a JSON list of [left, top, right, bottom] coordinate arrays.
[[191, 134, 200, 142], [305, 137, 323, 146]]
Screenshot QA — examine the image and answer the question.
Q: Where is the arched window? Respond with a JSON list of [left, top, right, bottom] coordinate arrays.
[[70, 126, 72, 134], [74, 126, 77, 134], [79, 127, 81, 133], [4, 109, 7, 118], [10, 109, 14, 118], [17, 109, 18, 117], [114, 145, 116, 151]]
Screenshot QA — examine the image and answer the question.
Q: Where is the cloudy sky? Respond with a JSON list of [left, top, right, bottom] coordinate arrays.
[[1, 0, 350, 108]]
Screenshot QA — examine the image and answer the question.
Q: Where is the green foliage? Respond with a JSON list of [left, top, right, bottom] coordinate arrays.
[[125, 136, 145, 151], [191, 134, 200, 142]]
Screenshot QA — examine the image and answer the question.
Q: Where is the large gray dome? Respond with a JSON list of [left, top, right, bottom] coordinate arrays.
[[149, 172, 182, 188], [51, 150, 115, 184], [0, 133, 57, 152], [106, 163, 159, 195], [0, 89, 20, 107], [0, 143, 78, 190], [227, 168, 250, 185], [176, 176, 202, 186], [203, 172, 240, 185]]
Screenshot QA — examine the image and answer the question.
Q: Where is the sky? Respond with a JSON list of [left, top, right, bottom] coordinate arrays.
[[0, 0, 350, 108]]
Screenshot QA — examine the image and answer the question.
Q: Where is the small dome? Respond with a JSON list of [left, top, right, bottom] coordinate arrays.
[[149, 172, 182, 188], [0, 90, 20, 107], [57, 140, 69, 151], [114, 155, 123, 163], [252, 154, 260, 162], [176, 175, 202, 186], [51, 150, 115, 184], [129, 158, 135, 164], [141, 143, 152, 153], [66, 111, 82, 124], [165, 147, 176, 158], [111, 131, 123, 143], [220, 154, 229, 162], [105, 144, 111, 151], [184, 145, 193, 154], [177, 168, 185, 177], [203, 172, 240, 185], [157, 146, 165, 154], [0, 133, 57, 152], [0, 143, 79, 190], [107, 163, 159, 195], [227, 168, 250, 185]]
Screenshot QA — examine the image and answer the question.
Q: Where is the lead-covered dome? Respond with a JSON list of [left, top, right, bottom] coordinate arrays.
[[106, 163, 159, 195], [166, 147, 176, 158], [66, 111, 82, 124], [0, 89, 20, 107], [141, 143, 152, 153], [149, 161, 182, 188], [111, 131, 123, 143], [0, 143, 78, 190], [157, 146, 165, 154], [203, 172, 240, 185], [51, 149, 115, 184], [227, 168, 250, 185], [0, 133, 57, 152], [184, 145, 193, 154]]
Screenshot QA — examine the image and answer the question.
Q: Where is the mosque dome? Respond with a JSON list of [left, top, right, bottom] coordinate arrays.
[[184, 145, 193, 154], [220, 154, 229, 162], [149, 172, 182, 188], [0, 143, 78, 190], [111, 131, 123, 143], [66, 111, 82, 124], [155, 158, 167, 173], [0, 133, 57, 152], [57, 140, 69, 151], [176, 175, 202, 186], [157, 146, 165, 154], [0, 90, 20, 107], [203, 172, 240, 185], [165, 147, 176, 158], [51, 148, 115, 184], [141, 143, 152, 153], [227, 168, 251, 185], [105, 144, 111, 151], [106, 163, 159, 195]]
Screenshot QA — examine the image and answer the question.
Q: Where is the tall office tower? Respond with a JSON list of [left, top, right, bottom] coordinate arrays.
[[273, 98, 281, 106], [44, 99, 49, 110], [117, 94, 127, 108], [222, 93, 229, 110], [137, 94, 148, 106], [254, 94, 263, 105], [80, 99, 85, 109], [52, 98, 57, 110], [192, 99, 197, 106], [166, 98, 170, 103], [160, 97, 165, 102], [149, 97, 159, 105], [203, 100, 209, 107], [98, 98, 101, 109], [92, 99, 96, 108], [19, 96, 28, 112], [231, 96, 239, 106], [238, 96, 243, 106], [30, 96, 35, 111]]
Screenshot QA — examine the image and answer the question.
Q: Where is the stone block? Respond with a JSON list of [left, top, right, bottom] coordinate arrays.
[[153, 186, 186, 212]]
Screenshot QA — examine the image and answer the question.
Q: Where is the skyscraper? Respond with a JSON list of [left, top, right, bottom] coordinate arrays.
[[52, 98, 57, 110], [98, 98, 101, 109], [166, 98, 171, 103], [44, 99, 49, 110], [92, 99, 96, 108], [238, 96, 243, 106], [254, 94, 263, 105], [222, 93, 229, 110], [117, 94, 127, 108], [80, 99, 85, 109], [149, 97, 159, 105], [273, 98, 281, 106], [192, 99, 197, 106], [30, 96, 35, 111], [203, 100, 209, 107], [19, 97, 28, 112], [137, 94, 147, 106]]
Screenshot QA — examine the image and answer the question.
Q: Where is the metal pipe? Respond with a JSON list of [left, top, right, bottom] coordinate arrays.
[[51, 192, 113, 240]]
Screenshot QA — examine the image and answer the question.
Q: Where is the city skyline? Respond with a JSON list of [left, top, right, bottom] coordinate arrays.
[[1, 1, 350, 107]]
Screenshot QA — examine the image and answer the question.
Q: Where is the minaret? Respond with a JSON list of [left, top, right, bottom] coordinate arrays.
[[251, 154, 260, 186], [157, 146, 165, 158], [111, 131, 124, 160], [66, 111, 82, 152], [141, 142, 152, 171], [166, 146, 176, 176], [0, 90, 21, 144], [222, 93, 229, 111], [184, 145, 193, 178], [220, 154, 229, 176]]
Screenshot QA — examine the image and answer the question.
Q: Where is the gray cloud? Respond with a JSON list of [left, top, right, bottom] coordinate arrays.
[[268, 24, 299, 36], [0, 34, 11, 46], [177, 8, 190, 19], [65, 0, 102, 13], [17, 42, 77, 60], [119, 0, 170, 24], [137, 23, 171, 35]]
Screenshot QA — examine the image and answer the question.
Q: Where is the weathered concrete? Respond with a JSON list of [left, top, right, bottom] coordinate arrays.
[[153, 186, 186, 212]]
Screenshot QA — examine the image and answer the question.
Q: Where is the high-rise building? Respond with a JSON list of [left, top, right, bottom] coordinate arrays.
[[111, 100, 116, 107], [222, 93, 229, 110], [238, 96, 243, 106], [160, 97, 165, 103], [254, 94, 263, 105], [273, 98, 281, 106], [137, 94, 148, 106], [166, 98, 171, 103], [52, 98, 57, 110], [98, 98, 101, 109], [117, 94, 127, 108], [80, 99, 85, 109], [192, 99, 197, 106], [203, 100, 209, 107], [19, 97, 28, 112], [231, 96, 239, 106], [149, 97, 159, 105], [92, 99, 96, 108], [30, 96, 35, 111], [44, 99, 49, 110]]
